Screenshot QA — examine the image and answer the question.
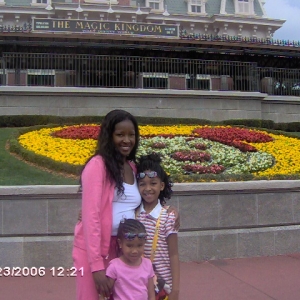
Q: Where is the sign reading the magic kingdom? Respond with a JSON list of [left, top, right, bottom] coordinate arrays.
[[32, 18, 179, 38]]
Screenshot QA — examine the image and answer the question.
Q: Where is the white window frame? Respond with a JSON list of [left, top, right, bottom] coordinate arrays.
[[142, 72, 169, 78], [32, 0, 47, 4], [235, 0, 254, 15], [31, 0, 48, 7], [146, 0, 164, 12], [186, 74, 211, 90], [27, 69, 56, 75], [187, 0, 206, 14], [83, 0, 119, 4]]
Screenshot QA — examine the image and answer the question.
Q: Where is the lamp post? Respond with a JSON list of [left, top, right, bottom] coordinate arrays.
[[76, 0, 83, 12], [107, 0, 114, 14], [162, 5, 169, 24], [162, 5, 170, 17], [45, 0, 53, 11], [75, 0, 83, 19], [136, 3, 142, 15], [135, 1, 142, 22]]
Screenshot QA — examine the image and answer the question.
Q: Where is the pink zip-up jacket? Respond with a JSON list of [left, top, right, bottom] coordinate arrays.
[[73, 155, 137, 272]]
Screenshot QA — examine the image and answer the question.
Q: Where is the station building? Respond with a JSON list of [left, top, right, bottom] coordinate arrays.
[[0, 0, 299, 96]]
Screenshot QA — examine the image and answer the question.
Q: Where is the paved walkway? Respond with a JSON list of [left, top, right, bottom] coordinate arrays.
[[2, 253, 300, 300]]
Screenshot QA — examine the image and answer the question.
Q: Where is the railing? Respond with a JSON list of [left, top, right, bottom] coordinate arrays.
[[0, 53, 258, 92], [0, 23, 31, 33], [180, 31, 300, 48], [1, 52, 300, 96], [258, 67, 300, 96]]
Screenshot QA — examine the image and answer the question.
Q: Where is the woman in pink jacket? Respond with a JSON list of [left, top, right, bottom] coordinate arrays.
[[73, 109, 141, 300]]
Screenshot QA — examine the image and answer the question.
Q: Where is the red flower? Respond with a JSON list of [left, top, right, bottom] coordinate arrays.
[[183, 164, 225, 174], [172, 151, 211, 162], [192, 127, 273, 152], [152, 142, 167, 149], [52, 126, 100, 140]]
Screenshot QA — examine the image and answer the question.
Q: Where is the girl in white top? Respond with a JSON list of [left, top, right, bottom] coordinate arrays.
[[136, 153, 180, 300]]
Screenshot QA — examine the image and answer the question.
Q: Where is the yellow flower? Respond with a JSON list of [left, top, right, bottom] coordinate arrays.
[[17, 125, 300, 179]]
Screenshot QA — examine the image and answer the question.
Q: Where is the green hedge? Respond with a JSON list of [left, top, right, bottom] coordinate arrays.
[[2, 115, 300, 132]]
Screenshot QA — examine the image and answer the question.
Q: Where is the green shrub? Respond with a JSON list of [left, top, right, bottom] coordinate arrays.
[[222, 119, 261, 127], [285, 122, 300, 132], [260, 119, 275, 129], [1, 115, 300, 135]]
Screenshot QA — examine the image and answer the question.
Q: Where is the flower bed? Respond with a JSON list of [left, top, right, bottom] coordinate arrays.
[[15, 124, 300, 181]]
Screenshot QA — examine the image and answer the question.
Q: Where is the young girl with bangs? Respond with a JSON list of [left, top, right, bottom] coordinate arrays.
[[106, 218, 156, 300]]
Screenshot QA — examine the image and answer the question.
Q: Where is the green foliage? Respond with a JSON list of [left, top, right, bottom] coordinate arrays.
[[222, 119, 261, 127], [0, 115, 106, 127], [2, 115, 300, 132], [0, 115, 215, 127], [135, 117, 213, 125], [281, 122, 300, 132], [0, 128, 78, 185], [9, 138, 82, 176], [222, 119, 276, 129]]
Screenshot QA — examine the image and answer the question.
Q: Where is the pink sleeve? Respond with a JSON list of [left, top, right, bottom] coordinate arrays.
[[81, 156, 106, 272], [145, 258, 155, 278], [106, 260, 117, 280]]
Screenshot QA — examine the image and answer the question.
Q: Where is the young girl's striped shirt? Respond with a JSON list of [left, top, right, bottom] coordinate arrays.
[[137, 202, 177, 289]]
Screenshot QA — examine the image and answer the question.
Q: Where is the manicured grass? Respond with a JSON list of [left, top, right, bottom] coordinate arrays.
[[0, 128, 78, 185], [293, 132, 300, 137]]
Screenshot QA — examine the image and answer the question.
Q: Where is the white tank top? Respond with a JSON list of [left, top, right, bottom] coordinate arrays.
[[111, 175, 141, 236]]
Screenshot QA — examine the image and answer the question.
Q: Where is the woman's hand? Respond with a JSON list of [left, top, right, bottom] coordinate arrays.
[[92, 270, 113, 298], [166, 206, 180, 231], [78, 209, 82, 222]]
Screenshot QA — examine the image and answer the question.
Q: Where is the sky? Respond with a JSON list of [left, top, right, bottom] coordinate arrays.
[[264, 0, 300, 40]]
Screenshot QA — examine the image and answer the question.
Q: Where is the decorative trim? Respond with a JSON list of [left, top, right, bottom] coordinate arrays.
[[220, 0, 226, 14], [258, 0, 267, 17]]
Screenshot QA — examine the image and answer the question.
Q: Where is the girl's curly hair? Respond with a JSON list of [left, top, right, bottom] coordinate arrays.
[[137, 152, 173, 205]]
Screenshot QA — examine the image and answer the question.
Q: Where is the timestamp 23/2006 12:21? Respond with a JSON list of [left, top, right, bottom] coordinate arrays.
[[0, 266, 84, 277]]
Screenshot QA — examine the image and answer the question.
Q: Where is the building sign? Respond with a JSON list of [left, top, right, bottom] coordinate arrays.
[[32, 18, 178, 38]]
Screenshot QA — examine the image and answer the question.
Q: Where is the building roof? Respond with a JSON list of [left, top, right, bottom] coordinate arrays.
[[5, 0, 265, 17]]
